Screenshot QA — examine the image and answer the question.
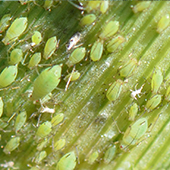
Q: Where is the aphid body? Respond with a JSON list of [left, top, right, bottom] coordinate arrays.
[[31, 65, 62, 100], [99, 21, 119, 39], [145, 94, 162, 112], [0, 65, 18, 88], [100, 1, 109, 14], [56, 151, 76, 170], [90, 39, 103, 61], [9, 48, 23, 65], [54, 138, 66, 151], [157, 14, 170, 33], [66, 47, 86, 67], [104, 145, 116, 164], [106, 79, 123, 101], [87, 151, 99, 164], [28, 52, 41, 69], [107, 35, 125, 53], [119, 58, 138, 78], [121, 118, 148, 149], [51, 113, 64, 127], [165, 86, 170, 102], [35, 151, 47, 164], [129, 103, 138, 121], [0, 14, 11, 33], [36, 138, 48, 151], [2, 17, 28, 45], [14, 111, 27, 132], [132, 1, 151, 13], [64, 71, 80, 82], [43, 36, 58, 60], [151, 69, 163, 94], [36, 121, 52, 138], [3, 137, 20, 154], [80, 14, 96, 26], [31, 31, 42, 46]]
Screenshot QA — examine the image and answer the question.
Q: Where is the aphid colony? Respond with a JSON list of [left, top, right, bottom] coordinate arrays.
[[1, 1, 170, 170]]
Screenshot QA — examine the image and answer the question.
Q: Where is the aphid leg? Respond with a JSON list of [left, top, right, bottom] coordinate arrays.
[[75, 145, 80, 164], [7, 112, 17, 123], [112, 117, 123, 134], [65, 66, 76, 91]]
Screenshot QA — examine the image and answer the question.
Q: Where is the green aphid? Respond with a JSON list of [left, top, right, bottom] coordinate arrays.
[[99, 21, 119, 39], [0, 97, 4, 118], [165, 86, 170, 102], [35, 151, 47, 164], [9, 48, 23, 65], [0, 14, 11, 33], [119, 58, 138, 78], [64, 71, 80, 82], [87, 151, 99, 164], [54, 139, 66, 151], [129, 103, 138, 121], [107, 35, 125, 53], [51, 113, 64, 127], [56, 151, 76, 170], [31, 31, 42, 46], [0, 65, 18, 88], [3, 137, 20, 154], [100, 1, 109, 14], [145, 94, 162, 112], [31, 65, 62, 100], [36, 138, 48, 151], [132, 1, 151, 13], [36, 121, 52, 138], [80, 14, 96, 26], [106, 79, 123, 102], [157, 14, 170, 33], [151, 69, 163, 94], [104, 145, 116, 164], [2, 17, 28, 45], [66, 47, 86, 67], [90, 39, 103, 61], [28, 52, 41, 69], [14, 111, 27, 132]]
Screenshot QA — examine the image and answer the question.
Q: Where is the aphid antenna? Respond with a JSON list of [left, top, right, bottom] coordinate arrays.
[[112, 117, 123, 134], [68, 0, 84, 10], [7, 112, 17, 123], [75, 145, 80, 164]]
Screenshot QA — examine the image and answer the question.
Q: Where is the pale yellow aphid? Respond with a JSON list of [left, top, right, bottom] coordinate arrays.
[[54, 138, 66, 151], [0, 97, 4, 118], [31, 31, 42, 46], [132, 2, 151, 13], [157, 14, 170, 33]]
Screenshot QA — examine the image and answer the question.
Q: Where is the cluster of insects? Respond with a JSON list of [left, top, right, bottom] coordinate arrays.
[[0, 1, 170, 170]]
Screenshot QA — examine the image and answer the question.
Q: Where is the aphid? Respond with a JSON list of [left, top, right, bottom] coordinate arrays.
[[130, 83, 145, 100], [120, 118, 148, 150], [54, 138, 66, 151], [99, 21, 119, 39], [80, 14, 96, 26], [106, 35, 125, 53], [151, 69, 163, 94], [36, 138, 48, 151], [106, 79, 124, 102], [2, 17, 28, 45], [132, 1, 151, 13], [43, 36, 59, 60], [100, 1, 109, 14], [31, 64, 62, 100], [9, 48, 23, 65], [0, 97, 4, 118], [14, 111, 27, 132], [165, 86, 170, 102], [28, 53, 41, 69], [56, 151, 76, 170], [104, 145, 116, 164], [66, 32, 81, 51], [85, 1, 101, 13], [64, 71, 81, 82], [0, 65, 18, 88], [35, 151, 47, 164], [90, 39, 103, 61], [87, 151, 99, 164], [145, 94, 162, 112], [129, 103, 138, 121], [157, 14, 170, 33], [119, 58, 138, 78], [36, 121, 52, 138], [44, 0, 53, 11], [31, 31, 42, 46], [0, 14, 11, 33], [66, 47, 86, 67], [51, 113, 64, 127], [3, 137, 20, 154]]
